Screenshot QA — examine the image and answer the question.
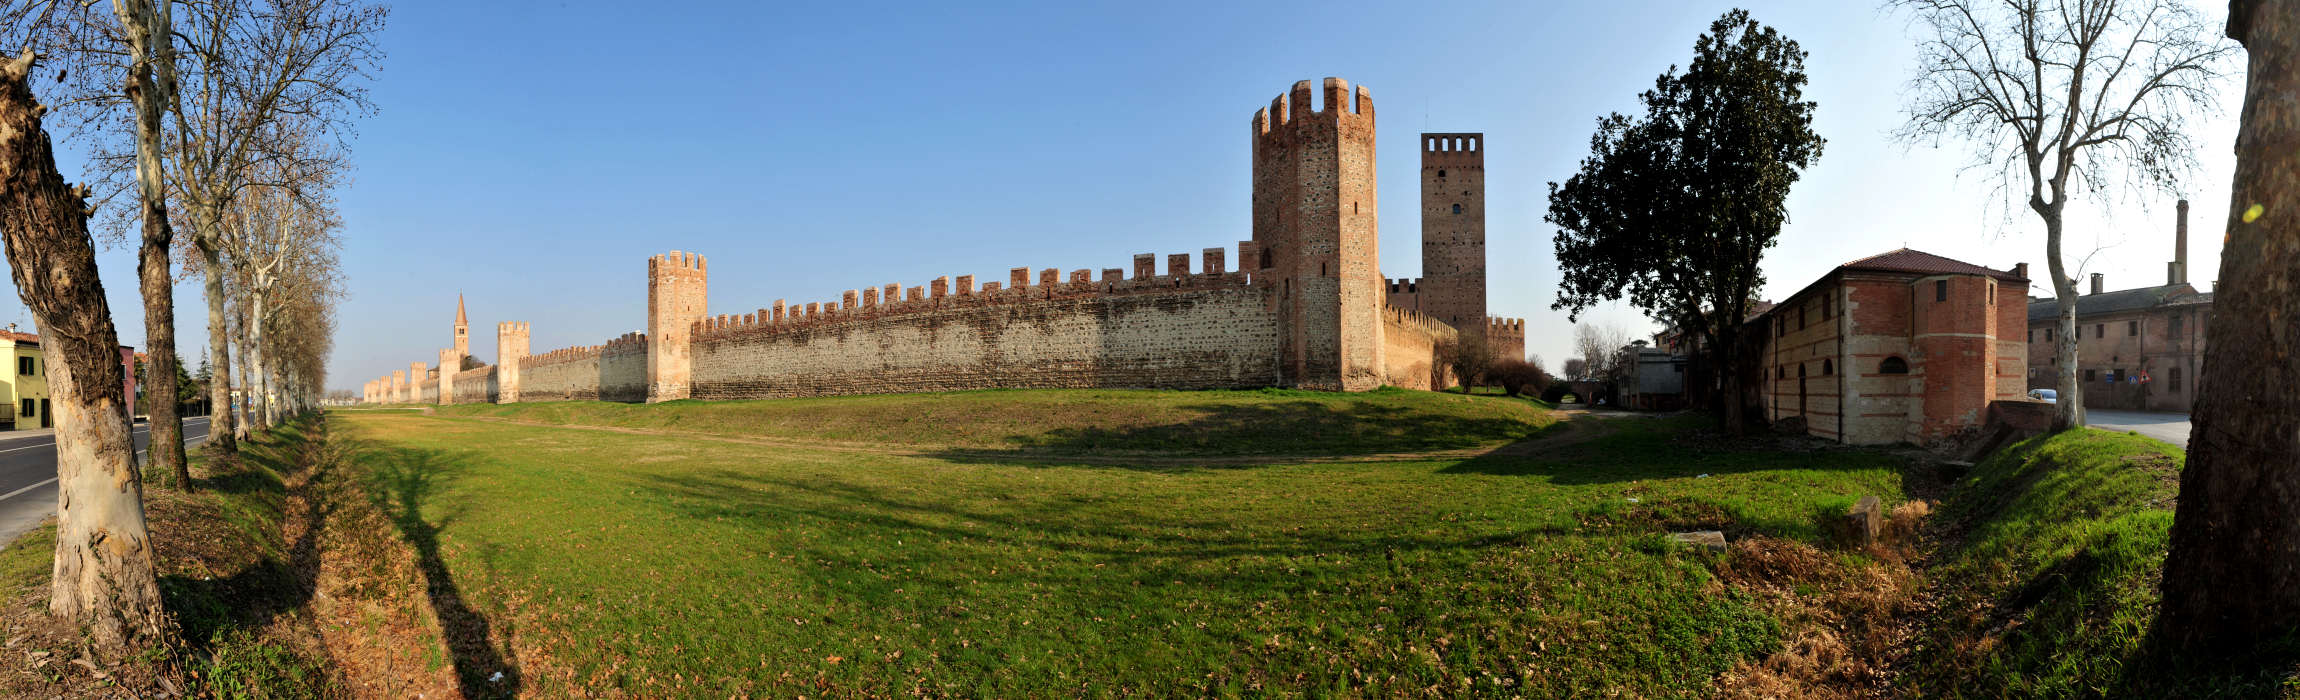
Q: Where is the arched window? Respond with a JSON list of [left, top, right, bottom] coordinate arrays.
[[1823, 359, 1834, 376], [1880, 357, 1909, 374], [1452, 204, 1462, 215], [1437, 169, 1446, 178]]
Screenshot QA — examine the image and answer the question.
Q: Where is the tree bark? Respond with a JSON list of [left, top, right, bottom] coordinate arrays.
[[2040, 204, 2088, 431], [197, 242, 236, 454], [2158, 0, 2300, 652], [117, 0, 186, 488], [0, 49, 167, 651]]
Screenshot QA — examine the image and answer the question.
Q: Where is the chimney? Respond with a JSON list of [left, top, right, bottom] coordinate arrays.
[[2090, 272, 2105, 295], [2012, 262, 2029, 280], [2171, 198, 2190, 285]]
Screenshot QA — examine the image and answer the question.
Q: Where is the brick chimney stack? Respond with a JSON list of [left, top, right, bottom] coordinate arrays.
[[2012, 262, 2029, 280], [2170, 198, 2190, 285], [2090, 272, 2105, 295]]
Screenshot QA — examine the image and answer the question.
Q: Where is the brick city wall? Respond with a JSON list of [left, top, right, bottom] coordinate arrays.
[[688, 257, 1279, 399], [518, 344, 606, 402], [1379, 306, 1455, 391], [418, 375, 439, 404], [599, 333, 649, 403], [451, 365, 498, 404]]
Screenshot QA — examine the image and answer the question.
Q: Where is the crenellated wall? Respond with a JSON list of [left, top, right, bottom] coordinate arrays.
[[519, 345, 605, 402], [452, 365, 498, 404], [1381, 306, 1456, 391], [689, 251, 1279, 399], [600, 333, 650, 403]]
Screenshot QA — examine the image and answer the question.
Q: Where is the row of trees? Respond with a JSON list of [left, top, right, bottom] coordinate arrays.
[[0, 0, 380, 654], [1550, 0, 2294, 663]]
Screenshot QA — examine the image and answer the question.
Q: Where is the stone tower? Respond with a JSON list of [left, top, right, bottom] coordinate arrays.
[[497, 321, 529, 404], [409, 361, 426, 402], [1251, 77, 1384, 391], [1420, 133, 1487, 336], [437, 348, 457, 405], [453, 294, 470, 362], [390, 370, 405, 403], [646, 250, 708, 403]]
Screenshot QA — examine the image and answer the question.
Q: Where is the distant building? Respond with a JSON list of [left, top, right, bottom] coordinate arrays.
[[1618, 344, 1686, 410], [1750, 249, 2028, 445], [2025, 200, 2212, 412], [0, 329, 137, 430]]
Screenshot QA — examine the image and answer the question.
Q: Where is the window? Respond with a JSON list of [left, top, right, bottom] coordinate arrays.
[[2046, 328, 2054, 342], [2085, 369, 2097, 382], [1880, 357, 1909, 374], [1935, 280, 1947, 301], [1452, 204, 1461, 215], [1776, 366, 1785, 379], [1797, 364, 1807, 378], [1822, 295, 1833, 320], [2028, 328, 2035, 343], [2170, 367, 2184, 392], [2170, 314, 2184, 337], [2096, 324, 2105, 339], [1823, 359, 1834, 376], [14, 357, 27, 375], [2128, 321, 2138, 337], [1436, 169, 1446, 178], [1988, 284, 1995, 304], [17, 399, 28, 418]]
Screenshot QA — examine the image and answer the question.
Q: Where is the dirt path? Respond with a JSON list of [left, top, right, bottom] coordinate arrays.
[[427, 409, 1628, 468]]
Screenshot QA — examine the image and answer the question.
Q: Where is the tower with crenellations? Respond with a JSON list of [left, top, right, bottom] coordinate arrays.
[[497, 321, 529, 404], [1251, 77, 1384, 391], [646, 251, 708, 402], [1420, 133, 1486, 337]]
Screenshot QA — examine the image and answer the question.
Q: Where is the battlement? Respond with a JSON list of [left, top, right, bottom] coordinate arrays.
[[1422, 133, 1484, 155], [604, 332, 649, 354], [694, 243, 1263, 342], [524, 344, 604, 368], [1252, 77, 1374, 136], [1387, 278, 1421, 294], [497, 321, 530, 334], [1382, 305, 1461, 342], [649, 250, 707, 274], [1486, 316, 1525, 335]]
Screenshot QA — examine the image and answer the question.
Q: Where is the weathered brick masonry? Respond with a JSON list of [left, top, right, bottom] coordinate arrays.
[[363, 78, 1528, 405]]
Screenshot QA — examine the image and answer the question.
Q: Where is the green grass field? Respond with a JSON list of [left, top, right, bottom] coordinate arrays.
[[340, 389, 1907, 697]]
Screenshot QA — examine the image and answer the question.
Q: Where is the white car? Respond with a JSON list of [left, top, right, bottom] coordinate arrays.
[[2027, 388, 2058, 404]]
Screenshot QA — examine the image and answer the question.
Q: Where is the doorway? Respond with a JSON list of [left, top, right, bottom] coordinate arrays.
[[1797, 364, 1808, 417], [40, 399, 50, 428]]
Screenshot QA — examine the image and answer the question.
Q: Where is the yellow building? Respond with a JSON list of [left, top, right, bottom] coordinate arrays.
[[0, 330, 50, 430]]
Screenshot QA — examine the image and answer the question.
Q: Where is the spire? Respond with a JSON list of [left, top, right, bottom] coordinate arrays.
[[456, 294, 467, 326]]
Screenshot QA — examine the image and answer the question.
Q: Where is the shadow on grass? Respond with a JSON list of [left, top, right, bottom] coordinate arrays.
[[1439, 415, 1899, 486], [364, 442, 523, 699], [923, 398, 1556, 468], [632, 466, 1591, 609]]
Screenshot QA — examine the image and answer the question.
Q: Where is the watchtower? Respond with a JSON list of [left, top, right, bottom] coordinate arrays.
[[646, 250, 708, 403], [1251, 77, 1384, 390], [498, 321, 530, 404], [1421, 133, 1486, 336]]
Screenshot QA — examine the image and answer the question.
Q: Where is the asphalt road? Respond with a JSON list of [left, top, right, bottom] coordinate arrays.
[[2086, 408, 2192, 447], [0, 415, 211, 548]]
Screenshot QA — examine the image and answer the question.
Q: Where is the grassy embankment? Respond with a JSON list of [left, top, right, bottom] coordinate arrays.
[[1912, 427, 2296, 697], [341, 388, 1906, 697], [0, 419, 461, 699]]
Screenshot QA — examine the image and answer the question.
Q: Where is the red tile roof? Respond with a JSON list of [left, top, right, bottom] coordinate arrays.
[[0, 330, 37, 345], [1840, 248, 2027, 282]]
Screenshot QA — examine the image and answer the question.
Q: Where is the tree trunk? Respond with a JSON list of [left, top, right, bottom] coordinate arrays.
[[0, 50, 168, 651], [2041, 208, 2088, 431], [197, 243, 236, 454], [118, 0, 186, 488], [2157, 0, 2299, 652]]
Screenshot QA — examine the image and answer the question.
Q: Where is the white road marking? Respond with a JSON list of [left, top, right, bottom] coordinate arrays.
[[0, 430, 208, 503]]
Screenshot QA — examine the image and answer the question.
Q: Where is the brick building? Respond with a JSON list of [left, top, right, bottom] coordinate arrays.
[[363, 79, 1528, 404], [1752, 249, 2028, 445], [2023, 200, 2212, 412]]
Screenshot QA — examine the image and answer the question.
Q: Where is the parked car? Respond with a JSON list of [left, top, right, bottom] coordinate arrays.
[[2027, 388, 2058, 404]]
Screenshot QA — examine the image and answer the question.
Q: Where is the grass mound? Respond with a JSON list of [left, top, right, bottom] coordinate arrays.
[[436, 387, 1560, 456], [1908, 428, 2292, 697]]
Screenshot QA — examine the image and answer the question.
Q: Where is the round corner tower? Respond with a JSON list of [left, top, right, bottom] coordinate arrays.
[[646, 250, 708, 403], [1251, 77, 1384, 391]]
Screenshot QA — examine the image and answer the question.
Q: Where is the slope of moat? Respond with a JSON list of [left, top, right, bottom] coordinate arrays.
[[432, 387, 1561, 457]]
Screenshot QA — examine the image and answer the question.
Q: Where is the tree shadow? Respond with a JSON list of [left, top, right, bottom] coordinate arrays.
[[1438, 415, 1903, 486], [160, 416, 326, 654], [366, 443, 523, 698], [921, 398, 1557, 469]]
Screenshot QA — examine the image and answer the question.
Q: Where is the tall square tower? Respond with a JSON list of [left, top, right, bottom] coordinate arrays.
[[1250, 78, 1384, 391], [1420, 133, 1486, 336]]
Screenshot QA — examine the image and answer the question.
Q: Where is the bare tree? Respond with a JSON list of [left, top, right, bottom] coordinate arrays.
[[1891, 0, 2238, 431], [223, 167, 340, 430], [2157, 0, 2300, 655], [1574, 321, 1629, 381], [163, 0, 382, 454], [0, 49, 165, 651]]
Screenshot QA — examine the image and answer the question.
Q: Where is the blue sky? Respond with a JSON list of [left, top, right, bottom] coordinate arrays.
[[19, 0, 2242, 389]]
